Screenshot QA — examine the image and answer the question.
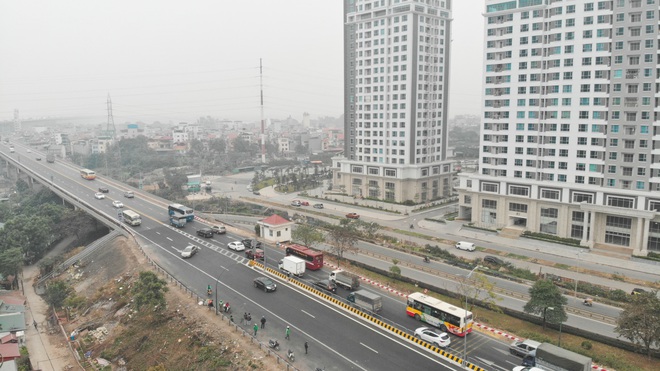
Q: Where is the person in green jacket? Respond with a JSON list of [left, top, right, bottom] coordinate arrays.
[[253, 323, 258, 337]]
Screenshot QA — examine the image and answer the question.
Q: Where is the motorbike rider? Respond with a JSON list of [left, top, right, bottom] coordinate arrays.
[[424, 256, 430, 263], [207, 285, 212, 296]]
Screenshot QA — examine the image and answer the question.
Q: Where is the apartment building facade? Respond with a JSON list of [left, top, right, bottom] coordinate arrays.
[[457, 0, 660, 256], [333, 0, 455, 203]]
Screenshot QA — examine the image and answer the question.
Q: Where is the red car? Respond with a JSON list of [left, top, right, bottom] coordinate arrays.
[[300, 201, 310, 206], [245, 249, 264, 260], [346, 213, 360, 219]]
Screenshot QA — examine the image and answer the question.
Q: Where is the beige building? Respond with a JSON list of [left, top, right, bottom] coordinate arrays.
[[258, 214, 294, 244]]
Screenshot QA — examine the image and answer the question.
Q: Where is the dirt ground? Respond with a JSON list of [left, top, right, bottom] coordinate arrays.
[[38, 236, 285, 370]]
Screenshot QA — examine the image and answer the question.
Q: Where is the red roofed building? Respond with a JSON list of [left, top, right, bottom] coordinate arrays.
[[257, 214, 294, 244], [0, 342, 21, 361]]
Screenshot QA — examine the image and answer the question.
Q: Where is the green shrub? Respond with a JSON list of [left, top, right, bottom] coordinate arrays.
[[581, 340, 592, 350]]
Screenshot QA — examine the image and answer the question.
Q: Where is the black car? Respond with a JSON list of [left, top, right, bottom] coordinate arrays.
[[242, 239, 262, 249], [313, 280, 337, 294], [254, 277, 277, 292], [253, 191, 261, 195], [196, 228, 214, 238], [98, 187, 109, 193], [313, 203, 324, 209], [483, 255, 504, 265]]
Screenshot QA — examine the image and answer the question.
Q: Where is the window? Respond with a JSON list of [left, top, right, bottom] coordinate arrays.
[[482, 199, 497, 209], [509, 203, 528, 213], [573, 193, 594, 203], [509, 185, 530, 196], [541, 189, 560, 200], [607, 196, 634, 209], [481, 183, 498, 193]]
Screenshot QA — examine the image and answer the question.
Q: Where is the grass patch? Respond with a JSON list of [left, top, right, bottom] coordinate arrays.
[[505, 253, 530, 261]]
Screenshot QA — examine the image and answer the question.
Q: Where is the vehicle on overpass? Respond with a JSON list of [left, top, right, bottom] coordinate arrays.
[[329, 269, 360, 290], [181, 244, 200, 258], [46, 153, 55, 163], [121, 209, 142, 226], [347, 290, 383, 313], [168, 203, 194, 222], [80, 169, 97, 180], [284, 244, 323, 270], [414, 327, 451, 349], [94, 192, 105, 200], [406, 292, 473, 336], [112, 200, 124, 208], [170, 217, 186, 228]]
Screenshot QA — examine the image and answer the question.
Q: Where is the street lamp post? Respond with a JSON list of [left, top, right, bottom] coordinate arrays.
[[547, 307, 562, 346], [214, 265, 230, 315], [463, 265, 483, 368]]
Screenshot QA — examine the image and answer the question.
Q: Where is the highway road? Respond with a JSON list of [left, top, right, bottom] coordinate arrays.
[[2, 139, 643, 371], [2, 142, 480, 370]]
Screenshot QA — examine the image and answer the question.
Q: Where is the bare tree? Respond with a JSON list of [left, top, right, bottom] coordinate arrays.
[[327, 222, 359, 262], [457, 272, 501, 313]]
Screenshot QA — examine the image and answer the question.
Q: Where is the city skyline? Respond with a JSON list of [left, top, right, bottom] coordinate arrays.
[[0, 0, 484, 124]]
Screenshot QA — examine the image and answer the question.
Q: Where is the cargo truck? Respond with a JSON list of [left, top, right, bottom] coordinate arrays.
[[534, 343, 592, 371], [347, 290, 382, 313], [329, 269, 360, 290], [278, 256, 305, 277]]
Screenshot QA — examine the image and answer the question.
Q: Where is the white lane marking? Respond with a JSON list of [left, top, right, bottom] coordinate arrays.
[[301, 310, 315, 319], [166, 237, 173, 241], [155, 232, 160, 235], [360, 342, 379, 354]]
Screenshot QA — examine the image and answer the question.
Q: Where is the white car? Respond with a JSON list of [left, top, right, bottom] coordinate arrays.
[[513, 368, 544, 371], [112, 200, 124, 208], [94, 192, 105, 200], [414, 327, 451, 348], [27, 149, 32, 153], [227, 241, 245, 251]]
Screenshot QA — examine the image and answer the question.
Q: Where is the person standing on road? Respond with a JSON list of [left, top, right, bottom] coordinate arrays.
[[304, 341, 308, 354], [33, 320, 38, 330], [285, 326, 290, 340], [253, 323, 258, 337], [260, 316, 266, 329]]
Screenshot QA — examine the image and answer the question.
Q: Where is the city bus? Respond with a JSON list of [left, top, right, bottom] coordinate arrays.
[[284, 244, 323, 270], [406, 292, 473, 337], [121, 209, 142, 226], [80, 169, 97, 180], [168, 203, 194, 222]]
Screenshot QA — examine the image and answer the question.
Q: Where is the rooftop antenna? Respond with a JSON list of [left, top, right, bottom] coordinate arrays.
[[260, 59, 266, 164]]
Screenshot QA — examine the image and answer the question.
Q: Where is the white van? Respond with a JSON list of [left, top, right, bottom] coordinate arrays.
[[455, 241, 476, 251]]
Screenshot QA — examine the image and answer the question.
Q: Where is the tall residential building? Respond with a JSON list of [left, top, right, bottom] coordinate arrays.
[[332, 0, 454, 203], [457, 0, 660, 256]]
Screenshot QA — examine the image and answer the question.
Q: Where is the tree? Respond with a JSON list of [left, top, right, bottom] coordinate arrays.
[[0, 248, 23, 288], [327, 223, 359, 262], [389, 259, 401, 280], [132, 271, 169, 312], [615, 290, 660, 359], [458, 272, 501, 313], [523, 279, 567, 330], [292, 225, 325, 249], [45, 281, 73, 308], [355, 220, 380, 239]]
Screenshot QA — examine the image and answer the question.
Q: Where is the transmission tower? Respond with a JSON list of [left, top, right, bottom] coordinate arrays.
[[106, 93, 116, 139]]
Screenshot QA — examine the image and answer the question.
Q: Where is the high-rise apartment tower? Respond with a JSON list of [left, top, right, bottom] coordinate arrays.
[[458, 0, 660, 256], [332, 0, 454, 203]]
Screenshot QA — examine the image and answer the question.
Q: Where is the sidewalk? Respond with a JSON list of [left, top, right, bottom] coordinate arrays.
[[23, 264, 76, 371]]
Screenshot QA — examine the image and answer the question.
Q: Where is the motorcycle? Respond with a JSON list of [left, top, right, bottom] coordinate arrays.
[[423, 257, 430, 263], [268, 339, 280, 350], [223, 302, 231, 313], [287, 349, 295, 362], [583, 298, 593, 307]]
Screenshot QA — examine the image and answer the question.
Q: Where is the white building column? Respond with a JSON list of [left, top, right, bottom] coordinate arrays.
[[638, 218, 650, 256], [581, 211, 590, 247]]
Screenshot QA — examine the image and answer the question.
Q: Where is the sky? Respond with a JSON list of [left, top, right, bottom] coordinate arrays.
[[0, 0, 484, 124]]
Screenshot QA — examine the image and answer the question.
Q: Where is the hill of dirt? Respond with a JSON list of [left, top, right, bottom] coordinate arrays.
[[48, 236, 284, 370]]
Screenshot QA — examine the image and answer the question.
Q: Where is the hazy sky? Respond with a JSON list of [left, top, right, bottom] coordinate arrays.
[[0, 0, 484, 124]]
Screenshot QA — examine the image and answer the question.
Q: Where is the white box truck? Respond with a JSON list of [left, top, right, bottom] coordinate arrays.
[[347, 290, 382, 313], [278, 256, 305, 277], [329, 270, 360, 290]]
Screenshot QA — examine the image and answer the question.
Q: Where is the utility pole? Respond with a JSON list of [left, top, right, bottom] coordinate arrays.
[[260, 59, 266, 164]]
